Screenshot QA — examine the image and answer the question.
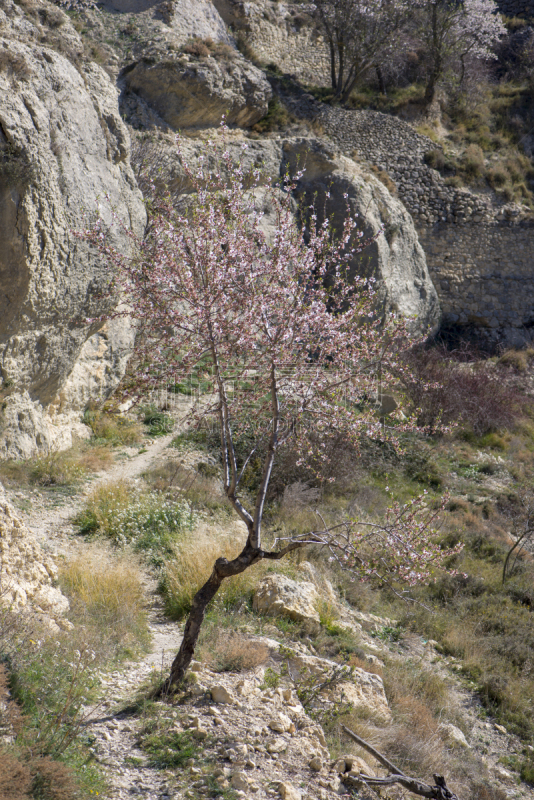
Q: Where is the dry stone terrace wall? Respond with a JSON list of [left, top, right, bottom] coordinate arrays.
[[419, 223, 534, 345], [280, 87, 534, 347], [213, 0, 330, 85]]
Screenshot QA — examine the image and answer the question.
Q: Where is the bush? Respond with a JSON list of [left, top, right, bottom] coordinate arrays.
[[83, 410, 143, 446], [398, 346, 529, 435], [0, 632, 106, 799], [461, 144, 484, 178], [251, 97, 291, 134], [30, 452, 85, 487], [141, 405, 174, 436]]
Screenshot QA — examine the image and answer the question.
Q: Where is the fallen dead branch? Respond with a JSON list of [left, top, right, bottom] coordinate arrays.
[[342, 725, 460, 800]]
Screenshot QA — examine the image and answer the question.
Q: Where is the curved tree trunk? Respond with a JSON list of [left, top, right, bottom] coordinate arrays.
[[156, 543, 260, 696], [154, 531, 308, 697]]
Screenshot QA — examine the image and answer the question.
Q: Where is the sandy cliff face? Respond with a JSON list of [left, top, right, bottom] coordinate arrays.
[[0, 1, 145, 458]]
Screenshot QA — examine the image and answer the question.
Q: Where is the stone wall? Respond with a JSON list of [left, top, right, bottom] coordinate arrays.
[[212, 0, 330, 86], [419, 222, 534, 348]]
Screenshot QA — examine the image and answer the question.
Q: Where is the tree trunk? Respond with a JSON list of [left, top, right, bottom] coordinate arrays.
[[328, 39, 337, 92], [376, 65, 387, 96], [155, 541, 262, 696], [161, 570, 223, 693]]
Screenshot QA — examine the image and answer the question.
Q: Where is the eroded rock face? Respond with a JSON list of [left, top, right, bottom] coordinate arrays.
[[0, 484, 69, 625], [0, 1, 145, 457], [124, 53, 272, 130]]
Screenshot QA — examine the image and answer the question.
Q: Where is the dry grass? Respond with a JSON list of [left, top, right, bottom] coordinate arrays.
[[84, 410, 143, 446], [497, 347, 534, 372], [0, 443, 113, 492], [198, 629, 269, 672], [0, 49, 32, 81], [160, 522, 279, 619], [77, 443, 114, 472], [30, 451, 86, 487], [60, 543, 149, 656]]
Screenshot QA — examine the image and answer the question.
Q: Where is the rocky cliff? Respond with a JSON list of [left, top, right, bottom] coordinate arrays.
[[0, 0, 145, 458]]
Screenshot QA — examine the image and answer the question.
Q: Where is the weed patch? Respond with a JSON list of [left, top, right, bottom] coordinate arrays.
[[75, 481, 195, 565]]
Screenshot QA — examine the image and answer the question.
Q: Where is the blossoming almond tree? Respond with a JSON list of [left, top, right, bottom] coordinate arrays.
[[84, 137, 460, 693], [416, 0, 507, 103]]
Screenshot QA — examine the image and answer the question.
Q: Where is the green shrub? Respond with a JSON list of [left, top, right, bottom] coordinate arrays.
[[252, 97, 291, 134], [141, 405, 174, 436], [75, 481, 195, 565], [30, 451, 86, 488]]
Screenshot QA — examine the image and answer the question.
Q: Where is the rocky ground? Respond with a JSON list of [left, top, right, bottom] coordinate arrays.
[[2, 427, 532, 800]]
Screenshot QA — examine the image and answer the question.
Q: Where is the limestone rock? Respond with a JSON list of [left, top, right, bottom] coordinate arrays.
[[268, 713, 293, 733], [211, 684, 235, 704], [103, 0, 230, 44], [282, 139, 441, 334], [0, 1, 145, 457], [124, 52, 272, 130], [440, 723, 470, 748], [346, 756, 375, 776], [231, 771, 250, 791], [284, 650, 390, 722], [0, 489, 69, 620], [253, 574, 321, 633], [276, 781, 301, 800], [335, 671, 391, 723], [266, 737, 288, 754]]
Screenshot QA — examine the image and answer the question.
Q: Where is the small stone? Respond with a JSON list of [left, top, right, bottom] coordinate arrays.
[[266, 737, 287, 754], [268, 713, 293, 733], [494, 724, 507, 735], [192, 728, 208, 740], [276, 782, 301, 800], [211, 685, 235, 704], [236, 679, 254, 696], [309, 756, 322, 771], [334, 758, 346, 774], [231, 772, 250, 792], [440, 723, 470, 748]]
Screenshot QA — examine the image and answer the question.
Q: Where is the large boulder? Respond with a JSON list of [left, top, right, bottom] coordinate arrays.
[[282, 139, 441, 333], [284, 650, 391, 723], [124, 52, 272, 130], [253, 573, 321, 633], [0, 1, 146, 457]]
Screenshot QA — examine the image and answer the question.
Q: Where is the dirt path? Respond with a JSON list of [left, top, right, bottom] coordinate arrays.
[[14, 432, 194, 799], [23, 432, 176, 554]]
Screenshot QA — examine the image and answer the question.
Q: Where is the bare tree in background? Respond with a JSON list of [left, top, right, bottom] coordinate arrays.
[[313, 0, 410, 102]]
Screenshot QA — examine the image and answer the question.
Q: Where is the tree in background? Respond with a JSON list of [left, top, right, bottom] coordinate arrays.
[[415, 0, 507, 103], [84, 136, 460, 693], [313, 0, 410, 102]]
